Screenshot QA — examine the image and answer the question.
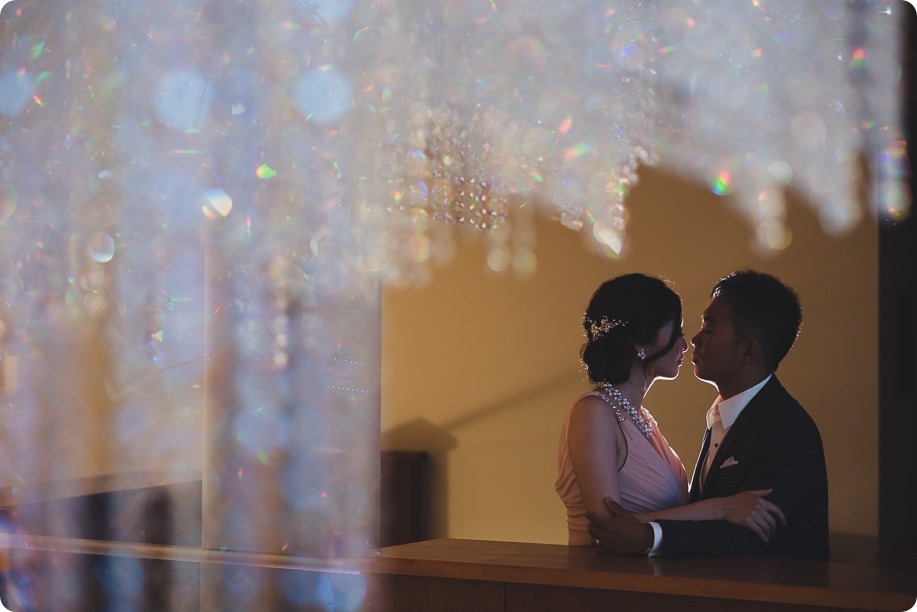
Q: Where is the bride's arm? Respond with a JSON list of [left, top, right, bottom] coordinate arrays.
[[567, 395, 623, 530]]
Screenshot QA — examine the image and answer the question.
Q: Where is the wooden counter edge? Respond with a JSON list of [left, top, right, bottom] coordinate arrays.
[[359, 540, 916, 611]]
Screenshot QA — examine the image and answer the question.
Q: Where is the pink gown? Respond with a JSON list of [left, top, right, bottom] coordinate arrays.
[[555, 391, 689, 545]]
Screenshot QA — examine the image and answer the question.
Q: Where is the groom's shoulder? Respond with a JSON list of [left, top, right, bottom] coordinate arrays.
[[758, 377, 820, 429]]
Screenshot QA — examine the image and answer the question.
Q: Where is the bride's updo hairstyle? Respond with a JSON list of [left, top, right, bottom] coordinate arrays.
[[581, 273, 683, 385]]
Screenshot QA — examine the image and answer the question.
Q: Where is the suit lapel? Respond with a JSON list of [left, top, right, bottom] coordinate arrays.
[[702, 376, 783, 495], [689, 427, 711, 502]]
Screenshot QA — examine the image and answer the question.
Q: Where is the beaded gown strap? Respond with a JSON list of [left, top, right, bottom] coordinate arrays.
[[598, 391, 627, 423], [595, 385, 657, 438]]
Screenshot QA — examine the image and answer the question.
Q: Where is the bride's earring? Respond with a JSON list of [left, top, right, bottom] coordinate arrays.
[[637, 347, 646, 360]]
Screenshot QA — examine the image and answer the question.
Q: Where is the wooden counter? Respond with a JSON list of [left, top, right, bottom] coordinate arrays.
[[2, 534, 913, 609], [4, 475, 912, 609], [361, 539, 916, 612]]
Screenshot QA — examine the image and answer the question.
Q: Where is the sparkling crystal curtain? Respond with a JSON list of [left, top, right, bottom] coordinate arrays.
[[0, 0, 909, 607], [352, 0, 906, 271], [2, 0, 379, 607]]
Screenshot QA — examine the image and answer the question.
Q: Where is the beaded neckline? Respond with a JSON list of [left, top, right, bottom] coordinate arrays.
[[598, 383, 655, 439]]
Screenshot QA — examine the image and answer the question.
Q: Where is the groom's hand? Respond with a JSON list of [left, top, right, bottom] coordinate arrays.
[[586, 497, 654, 555]]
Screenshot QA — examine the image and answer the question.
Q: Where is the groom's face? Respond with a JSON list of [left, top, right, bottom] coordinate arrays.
[[690, 295, 743, 391]]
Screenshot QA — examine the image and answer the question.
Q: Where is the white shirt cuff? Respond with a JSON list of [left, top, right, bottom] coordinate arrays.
[[647, 521, 663, 557]]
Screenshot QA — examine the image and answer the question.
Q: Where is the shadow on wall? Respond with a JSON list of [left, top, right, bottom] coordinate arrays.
[[381, 418, 457, 539], [381, 370, 580, 541]]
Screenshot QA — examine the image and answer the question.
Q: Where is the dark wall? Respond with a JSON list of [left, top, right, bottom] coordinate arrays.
[[878, 3, 917, 564]]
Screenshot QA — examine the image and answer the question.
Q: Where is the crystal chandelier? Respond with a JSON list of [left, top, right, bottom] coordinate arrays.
[[0, 2, 910, 283], [349, 0, 908, 279]]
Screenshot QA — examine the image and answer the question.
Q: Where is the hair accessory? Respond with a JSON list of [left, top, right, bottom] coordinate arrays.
[[599, 383, 655, 439], [637, 347, 646, 360], [584, 315, 627, 341]]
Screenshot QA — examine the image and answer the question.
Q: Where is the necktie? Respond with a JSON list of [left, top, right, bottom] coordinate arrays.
[[702, 404, 725, 489]]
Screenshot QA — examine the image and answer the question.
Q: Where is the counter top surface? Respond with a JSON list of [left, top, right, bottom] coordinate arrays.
[[362, 538, 916, 610]]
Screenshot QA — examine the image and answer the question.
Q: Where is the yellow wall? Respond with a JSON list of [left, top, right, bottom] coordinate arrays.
[[381, 167, 878, 544]]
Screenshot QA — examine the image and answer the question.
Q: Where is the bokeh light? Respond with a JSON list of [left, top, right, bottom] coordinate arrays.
[[881, 179, 911, 221], [707, 169, 733, 196], [0, 183, 17, 222], [87, 232, 116, 263], [201, 188, 233, 219]]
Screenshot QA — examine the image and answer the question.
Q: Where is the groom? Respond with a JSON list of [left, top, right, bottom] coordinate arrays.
[[588, 269, 828, 560]]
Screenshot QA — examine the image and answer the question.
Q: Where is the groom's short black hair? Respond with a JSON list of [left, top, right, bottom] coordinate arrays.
[[712, 269, 802, 372]]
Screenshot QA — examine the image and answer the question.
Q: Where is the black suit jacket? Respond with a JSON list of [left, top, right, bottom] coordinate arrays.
[[656, 376, 829, 560]]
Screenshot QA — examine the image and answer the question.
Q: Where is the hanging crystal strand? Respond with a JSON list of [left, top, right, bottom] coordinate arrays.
[[204, 159, 277, 610], [20, 2, 129, 601], [852, 0, 910, 222], [2, 159, 73, 494], [769, 3, 861, 236], [62, 21, 110, 478], [602, 1, 655, 254], [319, 11, 385, 565], [725, 2, 794, 254], [199, 123, 288, 609], [305, 117, 383, 562], [485, 214, 513, 274], [343, 0, 435, 285], [0, 151, 13, 427], [510, 197, 538, 278], [366, 0, 516, 277], [196, 7, 287, 605], [588, 191, 630, 259], [570, 0, 656, 254], [543, 0, 657, 238], [0, 11, 64, 597], [653, 1, 882, 246], [195, 0, 381, 604]]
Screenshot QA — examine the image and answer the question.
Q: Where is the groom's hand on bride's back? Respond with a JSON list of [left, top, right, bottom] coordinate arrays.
[[586, 498, 654, 555]]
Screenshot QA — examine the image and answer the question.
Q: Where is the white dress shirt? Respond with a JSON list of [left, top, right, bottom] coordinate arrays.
[[701, 374, 771, 488]]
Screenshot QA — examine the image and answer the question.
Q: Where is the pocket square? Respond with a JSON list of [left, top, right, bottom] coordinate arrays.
[[719, 456, 739, 468]]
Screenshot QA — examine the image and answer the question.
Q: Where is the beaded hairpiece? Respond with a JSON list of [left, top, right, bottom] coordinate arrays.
[[584, 315, 627, 341]]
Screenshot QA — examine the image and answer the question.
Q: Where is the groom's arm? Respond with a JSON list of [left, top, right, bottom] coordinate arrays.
[[656, 409, 828, 560]]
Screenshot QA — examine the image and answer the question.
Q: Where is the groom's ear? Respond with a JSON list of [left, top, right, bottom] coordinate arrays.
[[738, 337, 761, 365]]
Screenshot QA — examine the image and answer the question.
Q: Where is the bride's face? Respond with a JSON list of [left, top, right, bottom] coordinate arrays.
[[646, 319, 688, 381]]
